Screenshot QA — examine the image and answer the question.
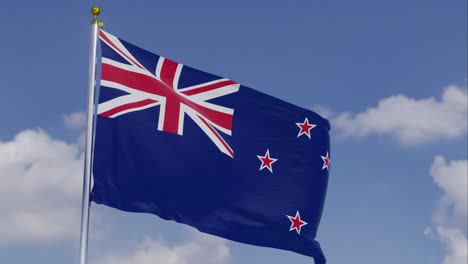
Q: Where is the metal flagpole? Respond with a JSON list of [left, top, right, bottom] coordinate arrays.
[[79, 6, 102, 264]]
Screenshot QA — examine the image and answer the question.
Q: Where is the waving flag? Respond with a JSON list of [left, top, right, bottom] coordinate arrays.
[[92, 29, 330, 264]]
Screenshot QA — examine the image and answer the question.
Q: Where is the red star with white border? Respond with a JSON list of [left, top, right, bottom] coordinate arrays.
[[321, 151, 330, 170], [296, 118, 316, 139], [287, 211, 308, 235], [257, 149, 278, 173]]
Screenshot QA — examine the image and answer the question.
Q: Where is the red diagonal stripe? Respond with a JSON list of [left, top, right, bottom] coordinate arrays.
[[99, 99, 158, 117], [184, 101, 233, 131], [198, 114, 234, 158]]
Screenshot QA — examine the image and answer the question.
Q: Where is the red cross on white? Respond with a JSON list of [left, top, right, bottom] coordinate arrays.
[[321, 151, 330, 170], [257, 149, 278, 173], [295, 117, 316, 139], [287, 211, 308, 235], [97, 30, 240, 158]]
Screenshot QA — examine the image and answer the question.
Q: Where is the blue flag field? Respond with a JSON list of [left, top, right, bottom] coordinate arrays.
[[91, 30, 330, 264]]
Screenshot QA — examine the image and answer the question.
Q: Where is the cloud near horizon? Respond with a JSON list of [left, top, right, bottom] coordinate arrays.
[[0, 127, 229, 264], [0, 129, 84, 243], [94, 232, 230, 264], [430, 156, 467, 264], [333, 85, 467, 144]]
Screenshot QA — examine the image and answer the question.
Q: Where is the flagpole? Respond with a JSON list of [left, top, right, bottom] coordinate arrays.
[[79, 6, 102, 264]]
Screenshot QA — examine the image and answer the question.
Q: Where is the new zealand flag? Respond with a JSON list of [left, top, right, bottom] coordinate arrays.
[[91, 30, 330, 264]]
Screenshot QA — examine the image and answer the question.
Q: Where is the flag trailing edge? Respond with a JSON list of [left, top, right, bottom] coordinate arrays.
[[91, 29, 330, 264]]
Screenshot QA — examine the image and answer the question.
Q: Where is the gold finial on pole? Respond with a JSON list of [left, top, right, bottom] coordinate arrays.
[[90, 6, 101, 25]]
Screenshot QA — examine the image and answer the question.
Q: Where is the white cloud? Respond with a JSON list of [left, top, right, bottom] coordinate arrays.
[[430, 156, 467, 264], [63, 111, 87, 130], [94, 232, 230, 264], [334, 85, 467, 144], [0, 129, 84, 243], [437, 227, 467, 264], [312, 104, 334, 119]]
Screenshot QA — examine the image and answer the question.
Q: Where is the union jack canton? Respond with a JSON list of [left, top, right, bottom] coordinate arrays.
[[98, 30, 240, 157]]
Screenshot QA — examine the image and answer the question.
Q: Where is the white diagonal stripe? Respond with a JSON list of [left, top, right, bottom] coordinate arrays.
[[184, 106, 233, 157], [98, 94, 146, 114], [108, 102, 161, 118], [186, 84, 240, 103], [100, 30, 146, 70]]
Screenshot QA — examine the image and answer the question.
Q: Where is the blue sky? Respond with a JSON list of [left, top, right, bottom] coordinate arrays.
[[0, 1, 466, 264]]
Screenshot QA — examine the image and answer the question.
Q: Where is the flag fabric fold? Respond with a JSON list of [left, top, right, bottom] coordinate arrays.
[[91, 29, 330, 264]]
